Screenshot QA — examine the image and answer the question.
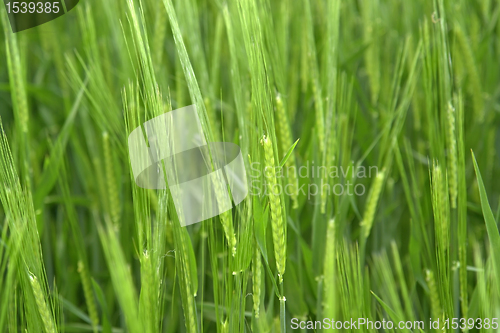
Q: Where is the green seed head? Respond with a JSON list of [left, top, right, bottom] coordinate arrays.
[[261, 135, 286, 280]]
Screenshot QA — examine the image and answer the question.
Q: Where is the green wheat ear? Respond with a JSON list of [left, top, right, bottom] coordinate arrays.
[[446, 101, 458, 209], [175, 228, 197, 333], [275, 94, 299, 209], [431, 162, 449, 251], [29, 273, 56, 333], [103, 132, 120, 230], [312, 81, 325, 154], [77, 261, 99, 332], [455, 25, 483, 122], [252, 240, 262, 318], [425, 269, 443, 321], [261, 135, 286, 282], [323, 219, 336, 318], [360, 170, 385, 241]]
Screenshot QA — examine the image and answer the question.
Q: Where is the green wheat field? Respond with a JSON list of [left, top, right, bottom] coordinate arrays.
[[1, 0, 500, 332]]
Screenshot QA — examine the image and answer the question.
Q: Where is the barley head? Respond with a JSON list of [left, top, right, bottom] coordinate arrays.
[[261, 135, 286, 281], [431, 163, 449, 249], [103, 132, 120, 229], [323, 219, 336, 318], [77, 261, 99, 331], [446, 102, 457, 209], [252, 240, 262, 318], [29, 273, 56, 333], [312, 82, 325, 154], [276, 94, 298, 209], [425, 269, 443, 321], [360, 170, 385, 240]]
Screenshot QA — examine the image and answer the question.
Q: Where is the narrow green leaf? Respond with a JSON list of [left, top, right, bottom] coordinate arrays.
[[183, 228, 199, 296], [278, 138, 300, 169], [91, 279, 112, 333], [471, 151, 500, 287]]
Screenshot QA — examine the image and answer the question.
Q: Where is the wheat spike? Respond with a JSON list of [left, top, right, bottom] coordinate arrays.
[[446, 102, 458, 208], [261, 135, 286, 281], [360, 170, 385, 240], [323, 219, 336, 318], [77, 261, 99, 332], [103, 132, 120, 229], [425, 269, 443, 321], [29, 273, 56, 333], [252, 240, 262, 318], [312, 82, 325, 154], [275, 94, 298, 209]]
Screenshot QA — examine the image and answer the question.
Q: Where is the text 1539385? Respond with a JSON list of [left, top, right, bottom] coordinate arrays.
[[5, 2, 60, 14]]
